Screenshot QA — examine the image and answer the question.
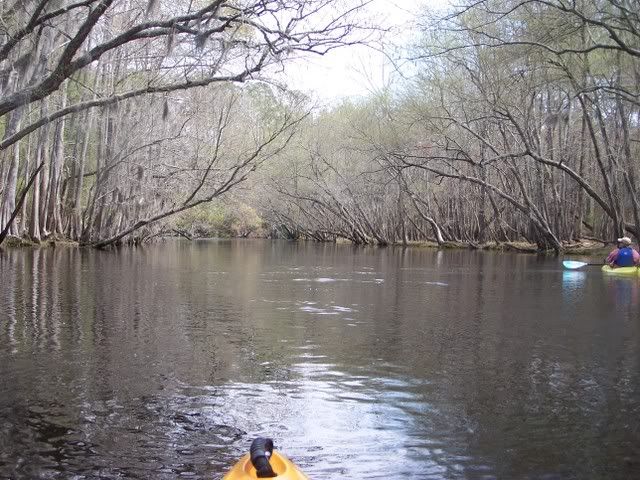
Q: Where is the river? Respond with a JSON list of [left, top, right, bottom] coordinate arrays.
[[0, 240, 638, 479]]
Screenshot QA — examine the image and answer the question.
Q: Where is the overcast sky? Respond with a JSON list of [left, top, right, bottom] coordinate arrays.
[[280, 0, 446, 103]]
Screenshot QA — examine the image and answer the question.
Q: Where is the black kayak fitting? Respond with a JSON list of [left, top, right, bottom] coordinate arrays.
[[250, 437, 277, 478]]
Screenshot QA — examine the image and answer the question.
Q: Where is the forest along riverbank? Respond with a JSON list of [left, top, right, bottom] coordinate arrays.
[[2, 1, 639, 254]]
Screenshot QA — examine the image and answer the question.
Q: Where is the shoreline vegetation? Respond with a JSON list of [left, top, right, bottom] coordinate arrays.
[[0, 234, 613, 257]]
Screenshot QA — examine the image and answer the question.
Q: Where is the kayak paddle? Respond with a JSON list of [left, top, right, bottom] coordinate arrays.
[[562, 260, 605, 269]]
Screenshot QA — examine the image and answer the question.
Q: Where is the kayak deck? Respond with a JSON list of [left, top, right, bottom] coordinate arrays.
[[223, 451, 309, 480], [601, 265, 640, 276]]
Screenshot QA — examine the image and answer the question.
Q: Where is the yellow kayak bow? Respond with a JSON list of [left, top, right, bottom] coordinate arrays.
[[223, 438, 309, 480]]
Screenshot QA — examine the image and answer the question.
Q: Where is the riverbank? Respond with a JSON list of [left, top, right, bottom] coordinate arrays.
[[1, 236, 77, 249], [405, 239, 611, 256], [1, 234, 613, 257]]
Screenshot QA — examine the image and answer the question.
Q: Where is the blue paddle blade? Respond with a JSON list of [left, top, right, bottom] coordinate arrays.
[[563, 260, 588, 269]]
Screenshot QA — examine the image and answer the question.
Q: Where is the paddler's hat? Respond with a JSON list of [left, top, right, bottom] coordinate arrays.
[[617, 236, 632, 245]]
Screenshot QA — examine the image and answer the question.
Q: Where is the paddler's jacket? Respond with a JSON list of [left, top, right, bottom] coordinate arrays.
[[607, 246, 640, 267]]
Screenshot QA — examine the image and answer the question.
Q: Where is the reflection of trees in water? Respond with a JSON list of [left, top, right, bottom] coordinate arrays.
[[1, 245, 639, 478], [0, 244, 251, 381], [0, 244, 257, 478]]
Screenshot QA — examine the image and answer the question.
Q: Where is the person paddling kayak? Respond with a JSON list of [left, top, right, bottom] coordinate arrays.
[[606, 237, 640, 268]]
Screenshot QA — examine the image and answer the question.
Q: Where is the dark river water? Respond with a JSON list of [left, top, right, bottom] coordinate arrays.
[[0, 240, 639, 479]]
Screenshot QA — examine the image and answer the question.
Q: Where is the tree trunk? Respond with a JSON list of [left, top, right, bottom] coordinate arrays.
[[45, 84, 68, 236], [0, 108, 23, 235]]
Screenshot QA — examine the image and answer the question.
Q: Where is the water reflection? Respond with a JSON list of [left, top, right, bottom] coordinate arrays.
[[561, 270, 586, 291], [1, 242, 639, 479], [602, 276, 640, 311]]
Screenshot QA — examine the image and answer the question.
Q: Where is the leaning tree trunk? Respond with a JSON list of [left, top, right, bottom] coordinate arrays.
[[0, 108, 23, 236]]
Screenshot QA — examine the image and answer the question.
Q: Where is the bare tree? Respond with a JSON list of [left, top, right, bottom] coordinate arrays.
[[0, 0, 371, 247]]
